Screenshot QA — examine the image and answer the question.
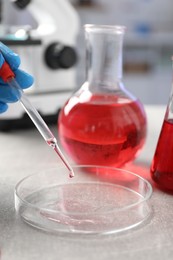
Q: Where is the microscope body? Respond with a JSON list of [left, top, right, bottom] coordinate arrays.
[[0, 0, 80, 128]]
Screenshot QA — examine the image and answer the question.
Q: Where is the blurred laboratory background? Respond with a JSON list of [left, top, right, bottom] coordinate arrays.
[[0, 0, 173, 129], [72, 0, 173, 105]]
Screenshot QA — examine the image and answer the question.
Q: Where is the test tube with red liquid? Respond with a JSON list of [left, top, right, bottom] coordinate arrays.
[[150, 58, 173, 191]]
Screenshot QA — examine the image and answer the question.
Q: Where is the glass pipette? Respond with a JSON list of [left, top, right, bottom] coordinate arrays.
[[0, 61, 74, 178]]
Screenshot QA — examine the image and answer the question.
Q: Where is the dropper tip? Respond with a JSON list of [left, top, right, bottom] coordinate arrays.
[[69, 169, 75, 178]]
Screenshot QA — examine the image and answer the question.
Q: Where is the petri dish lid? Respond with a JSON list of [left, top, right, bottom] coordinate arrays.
[[15, 165, 152, 235]]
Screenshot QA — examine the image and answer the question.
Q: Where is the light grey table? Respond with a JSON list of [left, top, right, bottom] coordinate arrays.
[[0, 105, 173, 260]]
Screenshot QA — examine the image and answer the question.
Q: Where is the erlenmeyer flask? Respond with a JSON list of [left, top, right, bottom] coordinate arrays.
[[58, 24, 147, 167], [151, 58, 173, 191]]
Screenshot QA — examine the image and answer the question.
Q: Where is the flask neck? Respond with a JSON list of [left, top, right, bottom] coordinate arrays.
[[85, 25, 125, 89]]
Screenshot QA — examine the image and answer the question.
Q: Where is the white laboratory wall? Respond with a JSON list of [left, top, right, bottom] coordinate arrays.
[[70, 0, 173, 32], [95, 0, 173, 32]]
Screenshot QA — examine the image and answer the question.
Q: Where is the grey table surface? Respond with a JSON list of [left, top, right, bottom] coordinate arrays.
[[0, 105, 173, 260]]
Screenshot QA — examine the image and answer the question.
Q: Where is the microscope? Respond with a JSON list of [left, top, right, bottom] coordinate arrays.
[[0, 0, 80, 130]]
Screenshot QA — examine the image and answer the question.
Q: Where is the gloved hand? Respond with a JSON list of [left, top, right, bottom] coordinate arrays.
[[0, 42, 34, 113]]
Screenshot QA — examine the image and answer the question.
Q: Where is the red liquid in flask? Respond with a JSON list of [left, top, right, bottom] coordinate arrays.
[[58, 95, 147, 167], [151, 119, 173, 191]]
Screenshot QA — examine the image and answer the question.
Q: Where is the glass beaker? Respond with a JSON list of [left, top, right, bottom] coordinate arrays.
[[150, 58, 173, 191], [58, 24, 147, 167]]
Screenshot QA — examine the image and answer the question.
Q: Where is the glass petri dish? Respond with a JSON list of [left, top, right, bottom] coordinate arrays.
[[15, 165, 152, 235]]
